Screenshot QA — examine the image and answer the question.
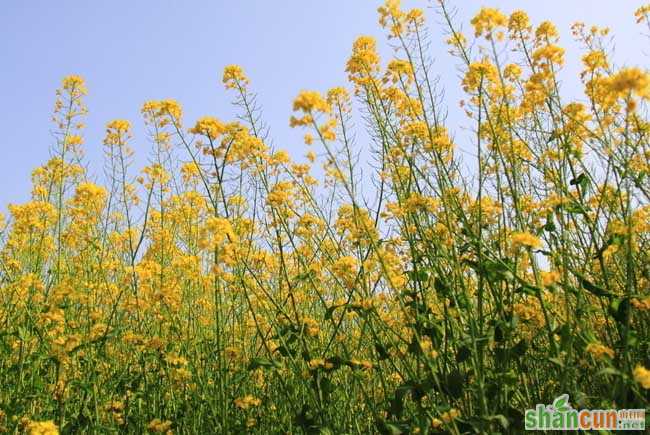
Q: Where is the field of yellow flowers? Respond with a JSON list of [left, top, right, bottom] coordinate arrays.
[[1, 1, 649, 434]]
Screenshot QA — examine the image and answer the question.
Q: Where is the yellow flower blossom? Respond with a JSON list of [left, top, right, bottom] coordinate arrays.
[[510, 231, 542, 249], [222, 64, 249, 89], [62, 75, 87, 95], [609, 67, 650, 100], [634, 4, 650, 24], [234, 395, 261, 410], [471, 7, 507, 38], [586, 342, 615, 360], [508, 10, 531, 35], [26, 420, 59, 435], [147, 418, 172, 433], [189, 116, 226, 140], [633, 365, 650, 389], [346, 36, 380, 87], [462, 60, 498, 93], [440, 408, 461, 424], [292, 90, 330, 114]]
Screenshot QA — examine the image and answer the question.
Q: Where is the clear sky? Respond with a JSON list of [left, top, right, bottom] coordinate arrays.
[[0, 0, 647, 211]]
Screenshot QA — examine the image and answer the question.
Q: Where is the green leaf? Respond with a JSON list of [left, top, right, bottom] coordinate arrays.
[[375, 343, 391, 360], [247, 357, 282, 370], [563, 201, 590, 215], [316, 376, 334, 401], [388, 384, 411, 418], [324, 303, 345, 321], [574, 273, 612, 297], [442, 370, 464, 399], [609, 298, 630, 325], [294, 271, 316, 281], [547, 129, 561, 143], [434, 277, 451, 297], [456, 345, 471, 363], [544, 213, 556, 232], [409, 269, 429, 282], [511, 339, 528, 357], [376, 420, 408, 435], [515, 283, 539, 296], [294, 405, 318, 433], [570, 173, 590, 196], [275, 344, 296, 358], [489, 414, 510, 430], [553, 394, 570, 412], [597, 367, 622, 378], [493, 321, 506, 342], [593, 237, 614, 259]]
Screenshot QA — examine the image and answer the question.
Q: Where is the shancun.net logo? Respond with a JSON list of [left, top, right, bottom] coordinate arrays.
[[525, 394, 645, 431]]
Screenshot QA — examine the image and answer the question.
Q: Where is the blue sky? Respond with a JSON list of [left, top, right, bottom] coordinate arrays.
[[0, 0, 647, 211]]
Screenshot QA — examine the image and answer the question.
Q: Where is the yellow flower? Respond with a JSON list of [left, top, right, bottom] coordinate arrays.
[[147, 418, 172, 433], [405, 8, 424, 27], [106, 119, 131, 133], [332, 256, 358, 278], [234, 395, 261, 410], [377, 0, 403, 35], [308, 358, 334, 370], [222, 64, 249, 89], [105, 400, 125, 412], [440, 408, 461, 424], [266, 181, 294, 208], [532, 44, 565, 68], [510, 231, 542, 249], [349, 359, 373, 370], [270, 150, 290, 166], [165, 352, 188, 367], [503, 63, 522, 81], [301, 317, 321, 337], [26, 420, 59, 435], [104, 119, 132, 145], [470, 7, 507, 38], [609, 67, 650, 100], [205, 217, 237, 244], [581, 50, 608, 73], [585, 342, 615, 360], [141, 99, 183, 123], [62, 75, 87, 95], [290, 90, 330, 127], [292, 90, 330, 114], [508, 10, 531, 35], [189, 116, 226, 140], [180, 162, 201, 183], [631, 297, 650, 310], [462, 60, 497, 93], [326, 86, 350, 109], [634, 4, 650, 24], [535, 21, 559, 41], [70, 182, 108, 220], [540, 270, 561, 287], [633, 365, 650, 389], [385, 59, 413, 85], [346, 36, 380, 87]]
